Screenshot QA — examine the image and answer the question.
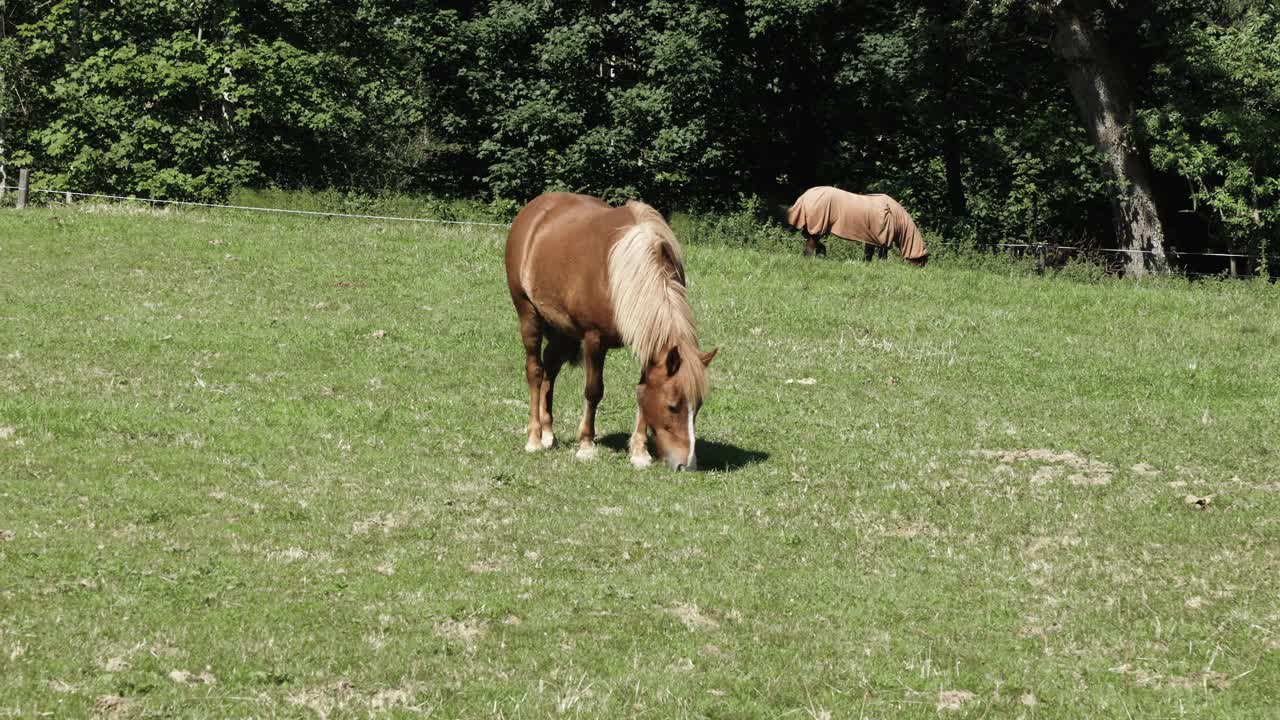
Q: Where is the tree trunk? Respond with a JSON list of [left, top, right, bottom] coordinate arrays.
[[1051, 6, 1169, 275]]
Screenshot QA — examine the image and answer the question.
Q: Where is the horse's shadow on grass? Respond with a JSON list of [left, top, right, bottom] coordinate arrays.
[[598, 433, 768, 472]]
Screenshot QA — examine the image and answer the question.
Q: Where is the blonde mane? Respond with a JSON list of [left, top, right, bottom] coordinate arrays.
[[607, 202, 708, 403]]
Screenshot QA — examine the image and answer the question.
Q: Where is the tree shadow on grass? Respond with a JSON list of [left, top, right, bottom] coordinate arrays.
[[598, 433, 768, 472]]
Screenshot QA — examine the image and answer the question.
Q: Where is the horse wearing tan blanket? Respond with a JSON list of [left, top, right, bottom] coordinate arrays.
[[787, 186, 928, 266]]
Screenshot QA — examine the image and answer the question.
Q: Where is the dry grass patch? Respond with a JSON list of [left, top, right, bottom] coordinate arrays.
[[667, 603, 719, 631], [970, 448, 1115, 485]]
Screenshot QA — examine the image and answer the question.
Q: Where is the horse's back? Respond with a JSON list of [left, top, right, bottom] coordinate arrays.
[[506, 192, 634, 340], [789, 186, 894, 246]]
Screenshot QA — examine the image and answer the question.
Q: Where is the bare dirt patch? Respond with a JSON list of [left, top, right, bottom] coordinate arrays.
[[1023, 534, 1082, 556], [264, 545, 332, 563], [937, 689, 977, 711], [1113, 663, 1230, 690], [1169, 671, 1229, 690], [435, 618, 487, 655], [351, 513, 404, 535], [467, 558, 504, 574], [93, 695, 131, 718], [1019, 616, 1064, 640], [1184, 494, 1214, 509], [288, 679, 355, 719], [168, 669, 217, 685], [370, 685, 421, 711], [1131, 462, 1161, 477], [971, 449, 1114, 486], [102, 657, 130, 673], [883, 521, 942, 539], [267, 546, 333, 563], [667, 603, 719, 631]]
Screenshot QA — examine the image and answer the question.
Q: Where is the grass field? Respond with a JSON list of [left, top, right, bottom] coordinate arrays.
[[2, 203, 1279, 718]]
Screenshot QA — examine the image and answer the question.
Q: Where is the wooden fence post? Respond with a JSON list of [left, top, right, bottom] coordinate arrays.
[[16, 169, 29, 209]]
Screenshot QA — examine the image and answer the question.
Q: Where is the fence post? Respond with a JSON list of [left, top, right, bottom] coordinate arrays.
[[16, 169, 29, 209]]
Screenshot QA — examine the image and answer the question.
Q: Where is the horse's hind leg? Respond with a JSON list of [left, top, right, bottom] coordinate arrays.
[[538, 332, 573, 449], [516, 298, 546, 453], [575, 332, 606, 460]]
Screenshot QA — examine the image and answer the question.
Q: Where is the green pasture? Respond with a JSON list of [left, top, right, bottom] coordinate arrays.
[[1, 204, 1277, 718]]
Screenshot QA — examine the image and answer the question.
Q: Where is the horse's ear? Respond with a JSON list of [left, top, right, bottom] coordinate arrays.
[[664, 345, 682, 377], [699, 347, 718, 367]]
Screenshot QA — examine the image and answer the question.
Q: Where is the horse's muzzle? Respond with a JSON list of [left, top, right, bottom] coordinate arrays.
[[669, 456, 697, 472]]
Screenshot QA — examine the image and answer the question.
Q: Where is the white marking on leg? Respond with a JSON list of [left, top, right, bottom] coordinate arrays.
[[630, 407, 652, 468], [686, 413, 697, 470], [525, 439, 541, 453], [576, 442, 598, 460], [541, 429, 554, 448]]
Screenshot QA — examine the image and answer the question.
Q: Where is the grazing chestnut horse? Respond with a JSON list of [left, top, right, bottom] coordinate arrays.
[[787, 186, 929, 266], [505, 192, 717, 471]]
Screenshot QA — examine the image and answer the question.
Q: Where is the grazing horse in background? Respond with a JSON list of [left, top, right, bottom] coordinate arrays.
[[787, 186, 929, 266], [505, 192, 718, 471]]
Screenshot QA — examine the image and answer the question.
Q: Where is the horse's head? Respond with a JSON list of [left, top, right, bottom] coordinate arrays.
[[637, 344, 717, 471]]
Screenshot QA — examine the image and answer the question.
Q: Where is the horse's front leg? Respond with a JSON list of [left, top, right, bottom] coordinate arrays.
[[628, 408, 653, 468], [575, 333, 606, 460], [803, 232, 827, 258]]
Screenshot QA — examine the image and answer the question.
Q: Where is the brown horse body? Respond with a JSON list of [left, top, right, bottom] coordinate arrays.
[[505, 192, 716, 470], [787, 186, 928, 265]]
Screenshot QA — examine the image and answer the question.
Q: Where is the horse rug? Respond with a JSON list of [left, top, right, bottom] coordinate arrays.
[[786, 186, 927, 261]]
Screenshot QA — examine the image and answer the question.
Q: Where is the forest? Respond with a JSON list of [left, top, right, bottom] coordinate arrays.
[[2, 0, 1278, 275]]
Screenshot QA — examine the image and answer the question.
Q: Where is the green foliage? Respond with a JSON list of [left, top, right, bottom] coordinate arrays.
[[1052, 253, 1111, 284], [5, 0, 1279, 263], [674, 194, 797, 253], [17, 2, 255, 200], [228, 185, 517, 224], [470, 1, 736, 208], [10, 1, 472, 200], [1138, 7, 1280, 272]]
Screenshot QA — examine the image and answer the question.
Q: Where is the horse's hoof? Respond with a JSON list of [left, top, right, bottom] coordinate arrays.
[[524, 439, 542, 453], [630, 453, 653, 469], [541, 430, 555, 449], [575, 443, 598, 460]]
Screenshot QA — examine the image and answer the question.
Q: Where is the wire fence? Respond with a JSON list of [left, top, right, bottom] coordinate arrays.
[[1, 185, 511, 228], [991, 241, 1263, 260], [4, 181, 1274, 276]]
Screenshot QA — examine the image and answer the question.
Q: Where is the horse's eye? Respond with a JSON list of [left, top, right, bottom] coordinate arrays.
[[667, 403, 679, 414]]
